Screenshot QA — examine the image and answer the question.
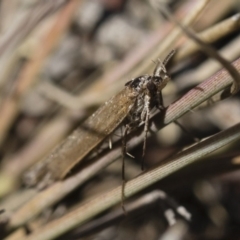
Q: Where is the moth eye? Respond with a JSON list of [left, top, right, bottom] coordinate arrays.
[[126, 76, 143, 88], [147, 81, 157, 92], [153, 76, 162, 83]]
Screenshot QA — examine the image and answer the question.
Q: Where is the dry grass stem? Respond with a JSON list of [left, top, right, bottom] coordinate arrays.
[[0, 0, 82, 145], [175, 35, 240, 90], [156, 4, 240, 95], [1, 1, 240, 239], [15, 121, 240, 240], [7, 57, 240, 231], [0, 0, 68, 88], [42, 0, 209, 110], [132, 0, 210, 78], [174, 13, 240, 63]]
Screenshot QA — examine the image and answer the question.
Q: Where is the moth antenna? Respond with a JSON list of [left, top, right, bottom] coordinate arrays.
[[153, 58, 165, 76], [153, 50, 175, 77], [163, 49, 175, 66]]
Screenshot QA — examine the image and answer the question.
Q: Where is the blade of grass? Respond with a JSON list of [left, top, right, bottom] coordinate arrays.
[[17, 121, 240, 240]]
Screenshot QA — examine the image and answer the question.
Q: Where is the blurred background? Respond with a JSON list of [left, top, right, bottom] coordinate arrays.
[[0, 0, 240, 239]]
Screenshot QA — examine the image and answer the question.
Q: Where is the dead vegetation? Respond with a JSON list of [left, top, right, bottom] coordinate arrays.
[[0, 0, 240, 239]]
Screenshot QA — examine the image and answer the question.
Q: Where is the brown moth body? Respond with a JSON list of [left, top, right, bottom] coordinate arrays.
[[24, 87, 138, 187], [122, 50, 174, 170], [24, 50, 175, 188]]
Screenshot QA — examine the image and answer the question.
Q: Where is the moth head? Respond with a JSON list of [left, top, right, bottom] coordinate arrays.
[[146, 80, 157, 93], [152, 49, 175, 89], [125, 75, 150, 91], [152, 74, 170, 91]]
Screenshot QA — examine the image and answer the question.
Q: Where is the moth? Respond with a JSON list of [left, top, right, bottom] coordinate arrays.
[[123, 50, 175, 169], [121, 50, 175, 209], [24, 50, 175, 190]]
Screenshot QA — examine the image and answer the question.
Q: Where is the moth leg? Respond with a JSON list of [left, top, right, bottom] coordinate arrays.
[[108, 136, 112, 149], [141, 96, 151, 170], [121, 124, 130, 214], [156, 90, 165, 110]]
